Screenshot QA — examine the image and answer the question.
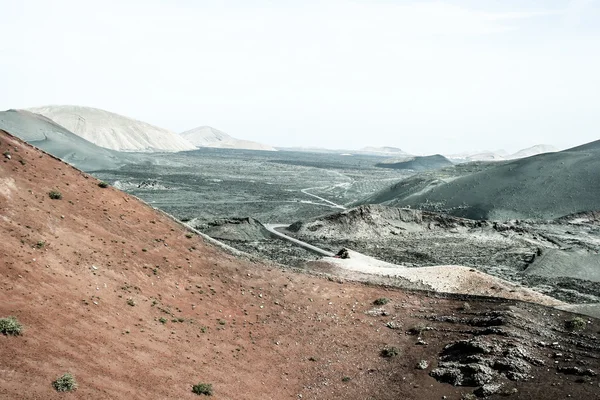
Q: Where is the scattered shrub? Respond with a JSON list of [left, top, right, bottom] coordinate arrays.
[[342, 376, 351, 382], [126, 298, 136, 307], [52, 373, 77, 392], [373, 298, 390, 306], [0, 316, 23, 336], [48, 190, 62, 200], [192, 382, 213, 396], [36, 240, 45, 249], [159, 317, 167, 324], [565, 317, 587, 332], [380, 346, 400, 358], [98, 181, 109, 188], [408, 324, 431, 335], [186, 233, 194, 239]]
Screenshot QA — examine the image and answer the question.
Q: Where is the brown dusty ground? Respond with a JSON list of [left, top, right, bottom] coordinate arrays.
[[1, 129, 600, 400]]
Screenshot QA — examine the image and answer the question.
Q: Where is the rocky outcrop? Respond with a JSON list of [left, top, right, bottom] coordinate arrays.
[[289, 204, 486, 240], [196, 217, 272, 242]]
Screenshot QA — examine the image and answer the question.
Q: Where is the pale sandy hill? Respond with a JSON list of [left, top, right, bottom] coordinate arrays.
[[181, 126, 276, 151], [29, 105, 196, 152]]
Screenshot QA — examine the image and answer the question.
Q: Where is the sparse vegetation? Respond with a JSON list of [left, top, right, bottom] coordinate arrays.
[[342, 376, 351, 382], [52, 373, 77, 392], [192, 382, 213, 396], [98, 181, 109, 188], [380, 346, 400, 358], [127, 298, 136, 306], [565, 317, 587, 332], [0, 316, 23, 336], [408, 324, 431, 335], [48, 190, 62, 200], [186, 233, 194, 239], [159, 317, 167, 324], [386, 320, 402, 330], [36, 240, 45, 249], [373, 297, 390, 306]]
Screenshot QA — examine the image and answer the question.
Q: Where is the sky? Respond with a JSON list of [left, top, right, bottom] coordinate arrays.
[[1, 0, 599, 154]]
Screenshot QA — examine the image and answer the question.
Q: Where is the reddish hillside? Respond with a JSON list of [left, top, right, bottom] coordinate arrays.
[[1, 129, 599, 399]]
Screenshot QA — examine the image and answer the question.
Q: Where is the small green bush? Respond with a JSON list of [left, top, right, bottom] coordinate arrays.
[[48, 190, 62, 200], [52, 373, 77, 392], [380, 346, 400, 358], [373, 298, 390, 306], [0, 316, 23, 336], [186, 233, 194, 239], [192, 382, 213, 396], [565, 317, 587, 332], [98, 181, 109, 188], [159, 317, 167, 324], [127, 298, 136, 307], [342, 376, 351, 382]]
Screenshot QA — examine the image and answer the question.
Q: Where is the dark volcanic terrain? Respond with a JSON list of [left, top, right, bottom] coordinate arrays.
[[375, 154, 453, 171], [284, 205, 600, 307]]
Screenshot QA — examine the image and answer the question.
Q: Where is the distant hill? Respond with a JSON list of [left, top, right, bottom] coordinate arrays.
[[361, 140, 600, 220], [508, 144, 557, 159], [275, 146, 413, 157], [447, 144, 557, 162], [359, 146, 409, 156], [28, 105, 196, 152], [0, 109, 133, 171], [375, 154, 453, 171], [181, 126, 276, 151]]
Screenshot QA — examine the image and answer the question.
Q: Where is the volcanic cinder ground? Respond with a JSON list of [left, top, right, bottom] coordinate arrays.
[[1, 129, 600, 400]]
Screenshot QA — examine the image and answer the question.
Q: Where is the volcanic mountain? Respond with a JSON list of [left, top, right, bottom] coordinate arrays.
[[447, 144, 557, 162], [180, 126, 276, 151], [375, 155, 453, 172], [363, 139, 600, 220], [1, 128, 599, 399], [0, 109, 133, 171], [29, 105, 196, 152]]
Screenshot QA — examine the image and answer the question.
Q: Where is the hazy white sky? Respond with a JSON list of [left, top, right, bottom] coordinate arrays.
[[1, 0, 599, 154]]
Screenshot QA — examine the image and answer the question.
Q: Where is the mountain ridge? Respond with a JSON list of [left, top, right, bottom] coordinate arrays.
[[28, 105, 196, 152], [181, 126, 276, 151]]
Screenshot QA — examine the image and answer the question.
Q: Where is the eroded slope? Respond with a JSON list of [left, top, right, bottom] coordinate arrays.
[[1, 130, 599, 400]]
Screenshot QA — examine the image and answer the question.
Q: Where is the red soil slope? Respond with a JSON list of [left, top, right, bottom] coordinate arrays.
[[0, 130, 599, 400]]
